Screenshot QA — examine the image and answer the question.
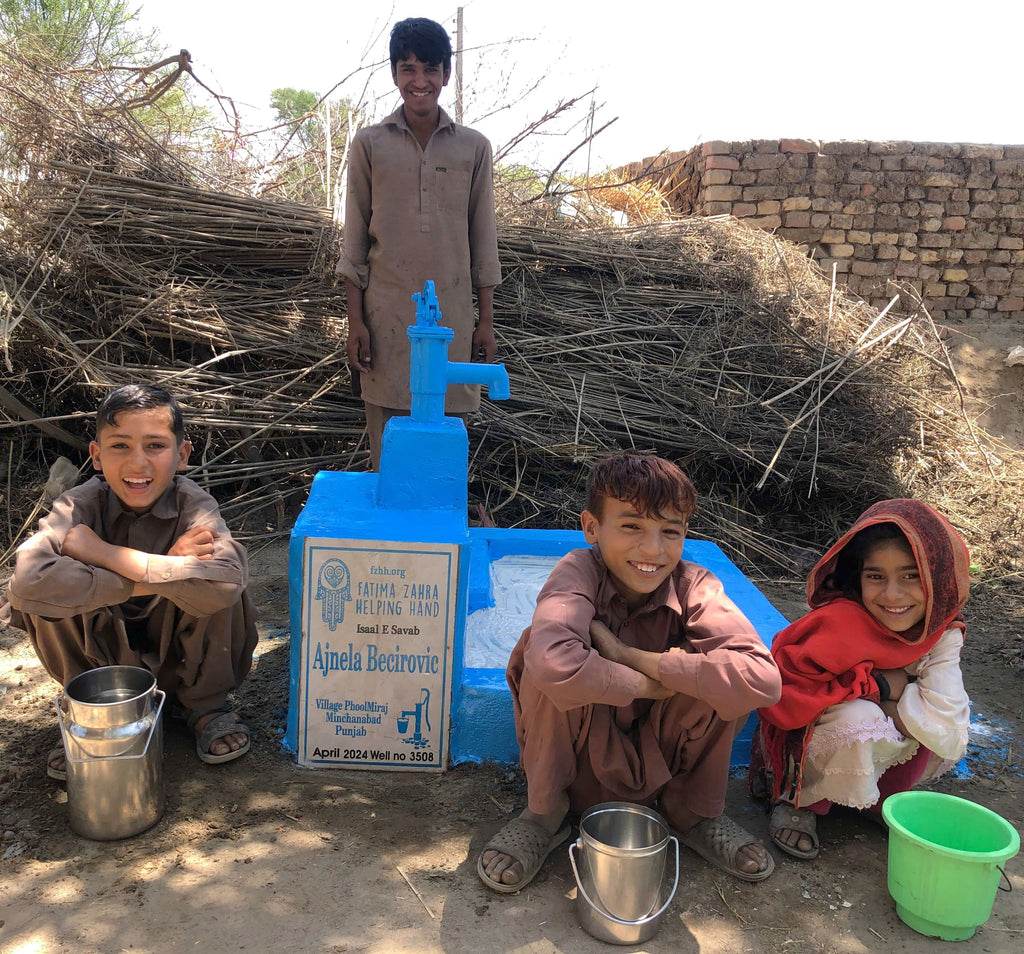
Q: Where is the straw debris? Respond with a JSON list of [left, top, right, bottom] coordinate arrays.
[[1, 41, 1021, 584]]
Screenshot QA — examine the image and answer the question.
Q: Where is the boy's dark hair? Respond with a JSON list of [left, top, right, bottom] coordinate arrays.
[[390, 17, 452, 72], [586, 453, 697, 522], [96, 384, 185, 443], [831, 522, 914, 600]]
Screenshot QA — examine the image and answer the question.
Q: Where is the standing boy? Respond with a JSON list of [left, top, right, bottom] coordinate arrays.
[[478, 453, 781, 892], [1, 384, 258, 777], [337, 16, 501, 469]]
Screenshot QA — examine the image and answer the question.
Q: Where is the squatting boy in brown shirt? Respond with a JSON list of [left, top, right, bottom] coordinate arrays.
[[1, 385, 258, 778], [478, 453, 781, 892]]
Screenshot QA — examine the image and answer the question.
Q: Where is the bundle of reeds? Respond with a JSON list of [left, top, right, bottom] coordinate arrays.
[[3, 159, 1021, 582]]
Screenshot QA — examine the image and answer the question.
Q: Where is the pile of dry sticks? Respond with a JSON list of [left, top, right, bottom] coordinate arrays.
[[3, 162, 1022, 583]]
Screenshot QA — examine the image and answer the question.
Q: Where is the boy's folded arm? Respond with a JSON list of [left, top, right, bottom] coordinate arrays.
[[657, 567, 782, 721], [524, 595, 646, 710], [7, 497, 134, 617]]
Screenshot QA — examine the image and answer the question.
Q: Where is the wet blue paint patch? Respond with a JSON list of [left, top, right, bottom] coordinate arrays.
[[953, 712, 1020, 779]]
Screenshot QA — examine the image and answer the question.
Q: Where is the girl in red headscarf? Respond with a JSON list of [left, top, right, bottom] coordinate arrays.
[[749, 499, 971, 859]]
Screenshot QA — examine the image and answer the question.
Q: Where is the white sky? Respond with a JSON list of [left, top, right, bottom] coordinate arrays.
[[136, 0, 1023, 173]]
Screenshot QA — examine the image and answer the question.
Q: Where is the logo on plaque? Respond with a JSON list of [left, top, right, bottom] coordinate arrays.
[[315, 558, 352, 630]]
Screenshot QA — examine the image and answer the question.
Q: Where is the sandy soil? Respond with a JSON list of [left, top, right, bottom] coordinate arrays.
[[1, 537, 1022, 954], [2, 316, 1023, 953]]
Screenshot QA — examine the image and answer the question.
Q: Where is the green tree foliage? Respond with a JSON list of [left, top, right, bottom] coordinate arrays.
[[268, 86, 353, 209], [0, 0, 149, 68]]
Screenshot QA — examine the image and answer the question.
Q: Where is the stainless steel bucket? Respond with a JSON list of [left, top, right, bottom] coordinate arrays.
[[56, 666, 165, 840], [569, 802, 679, 945]]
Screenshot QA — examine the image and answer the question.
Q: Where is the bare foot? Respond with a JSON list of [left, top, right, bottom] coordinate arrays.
[[774, 826, 815, 854], [481, 794, 569, 888], [661, 785, 770, 875], [194, 711, 248, 757]]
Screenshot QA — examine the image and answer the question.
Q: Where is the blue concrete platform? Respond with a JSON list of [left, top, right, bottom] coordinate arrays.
[[451, 527, 788, 766]]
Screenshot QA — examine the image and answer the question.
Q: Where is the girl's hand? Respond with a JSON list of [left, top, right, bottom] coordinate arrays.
[[874, 667, 911, 701]]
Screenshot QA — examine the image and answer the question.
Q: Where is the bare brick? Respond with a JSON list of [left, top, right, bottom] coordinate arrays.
[[828, 244, 855, 257], [921, 218, 943, 232], [830, 213, 854, 228], [852, 261, 879, 276], [943, 268, 969, 282], [705, 155, 740, 170], [942, 216, 967, 231], [872, 232, 900, 245], [998, 297, 1024, 311], [782, 196, 812, 211], [701, 141, 731, 156], [848, 230, 872, 244], [821, 229, 847, 244], [732, 203, 758, 217], [743, 185, 787, 201], [743, 154, 786, 170], [821, 141, 869, 156], [732, 170, 757, 185], [810, 213, 830, 228], [784, 211, 812, 228], [924, 282, 948, 297], [999, 236, 1024, 250], [757, 200, 782, 215], [703, 201, 734, 215], [702, 169, 733, 186], [780, 138, 819, 154], [748, 214, 782, 229], [958, 145, 999, 162], [868, 140, 915, 155], [919, 233, 952, 247], [704, 185, 743, 202]]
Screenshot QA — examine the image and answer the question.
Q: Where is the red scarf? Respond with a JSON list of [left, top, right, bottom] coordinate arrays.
[[750, 499, 970, 804]]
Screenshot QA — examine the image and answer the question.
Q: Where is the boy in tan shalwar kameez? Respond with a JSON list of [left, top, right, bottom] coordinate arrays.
[[1, 385, 258, 778], [478, 453, 781, 892]]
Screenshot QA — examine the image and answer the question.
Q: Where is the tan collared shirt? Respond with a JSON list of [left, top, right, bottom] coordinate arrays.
[[337, 107, 501, 411]]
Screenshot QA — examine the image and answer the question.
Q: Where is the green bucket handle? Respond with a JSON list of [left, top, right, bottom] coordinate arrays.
[[997, 866, 1012, 893]]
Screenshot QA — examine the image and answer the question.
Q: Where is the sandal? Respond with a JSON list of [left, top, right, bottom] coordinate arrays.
[[477, 817, 571, 893], [186, 707, 251, 765], [678, 814, 775, 882], [769, 802, 820, 859], [46, 746, 67, 782]]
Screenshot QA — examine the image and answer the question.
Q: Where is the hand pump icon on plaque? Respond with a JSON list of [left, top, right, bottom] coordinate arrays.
[[397, 688, 431, 749]]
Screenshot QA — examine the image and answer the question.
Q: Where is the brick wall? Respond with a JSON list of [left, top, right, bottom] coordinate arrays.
[[629, 140, 1024, 320]]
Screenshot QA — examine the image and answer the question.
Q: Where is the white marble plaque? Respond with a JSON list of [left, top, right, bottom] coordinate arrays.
[[297, 537, 458, 771]]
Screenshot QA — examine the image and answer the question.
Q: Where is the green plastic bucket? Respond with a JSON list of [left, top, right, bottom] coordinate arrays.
[[882, 791, 1019, 941]]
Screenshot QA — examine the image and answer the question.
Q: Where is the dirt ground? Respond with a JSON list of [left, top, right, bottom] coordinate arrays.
[[2, 322, 1023, 954]]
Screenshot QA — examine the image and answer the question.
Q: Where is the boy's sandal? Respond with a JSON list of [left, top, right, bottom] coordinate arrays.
[[678, 814, 775, 882], [769, 803, 820, 859], [477, 817, 572, 894], [186, 707, 251, 765], [46, 746, 67, 782]]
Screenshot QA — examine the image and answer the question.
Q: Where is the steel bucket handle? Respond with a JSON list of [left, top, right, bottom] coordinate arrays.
[[56, 689, 165, 762], [569, 834, 679, 927]]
